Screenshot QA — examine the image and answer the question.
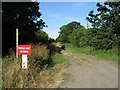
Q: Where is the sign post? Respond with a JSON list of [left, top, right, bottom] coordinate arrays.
[[18, 45, 31, 69], [16, 28, 18, 59]]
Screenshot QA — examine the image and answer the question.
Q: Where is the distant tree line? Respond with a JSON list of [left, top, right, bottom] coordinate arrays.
[[57, 1, 120, 50]]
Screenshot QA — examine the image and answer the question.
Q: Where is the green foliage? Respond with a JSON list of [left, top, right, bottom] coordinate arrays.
[[66, 44, 118, 62], [2, 2, 46, 56], [101, 2, 120, 37], [69, 29, 80, 47], [57, 2, 119, 51], [86, 2, 119, 50], [57, 25, 70, 43], [35, 30, 48, 43], [83, 28, 118, 50], [48, 38, 55, 43], [69, 28, 88, 47], [57, 21, 84, 43], [52, 53, 68, 67]]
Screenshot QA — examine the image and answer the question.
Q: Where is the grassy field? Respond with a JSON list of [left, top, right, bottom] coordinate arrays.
[[66, 44, 118, 63]]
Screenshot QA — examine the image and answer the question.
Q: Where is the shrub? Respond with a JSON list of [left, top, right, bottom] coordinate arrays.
[[69, 28, 88, 48], [29, 44, 50, 71], [2, 44, 52, 88], [35, 30, 48, 43]]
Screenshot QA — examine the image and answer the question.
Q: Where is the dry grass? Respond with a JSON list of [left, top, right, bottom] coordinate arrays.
[[32, 64, 65, 88], [29, 44, 50, 70], [2, 44, 66, 88]]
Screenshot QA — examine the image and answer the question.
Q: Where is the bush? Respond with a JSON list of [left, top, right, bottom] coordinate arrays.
[[2, 44, 52, 88], [29, 44, 51, 71], [69, 28, 87, 48], [35, 30, 48, 43]]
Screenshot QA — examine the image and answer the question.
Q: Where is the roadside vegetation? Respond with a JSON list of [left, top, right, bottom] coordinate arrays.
[[2, 44, 68, 88], [2, 1, 120, 89], [57, 2, 119, 63], [2, 2, 68, 88], [66, 44, 118, 62]]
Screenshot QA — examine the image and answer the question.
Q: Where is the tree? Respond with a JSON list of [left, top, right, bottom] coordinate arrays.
[[96, 2, 120, 37], [48, 38, 55, 43], [2, 2, 46, 56], [86, 1, 119, 50], [57, 21, 84, 43], [57, 25, 69, 43], [69, 28, 88, 47], [35, 30, 48, 43]]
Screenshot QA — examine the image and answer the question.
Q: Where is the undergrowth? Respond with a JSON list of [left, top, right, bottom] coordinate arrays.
[[2, 44, 67, 88]]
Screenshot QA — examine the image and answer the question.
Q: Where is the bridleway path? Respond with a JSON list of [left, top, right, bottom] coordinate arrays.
[[60, 50, 118, 88]]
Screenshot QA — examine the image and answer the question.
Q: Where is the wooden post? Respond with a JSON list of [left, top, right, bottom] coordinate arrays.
[[16, 28, 18, 59]]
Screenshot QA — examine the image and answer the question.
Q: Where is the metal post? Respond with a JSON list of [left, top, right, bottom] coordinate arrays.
[[16, 28, 18, 59]]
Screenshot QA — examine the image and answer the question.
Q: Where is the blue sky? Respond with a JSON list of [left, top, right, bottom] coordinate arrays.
[[39, 2, 104, 39]]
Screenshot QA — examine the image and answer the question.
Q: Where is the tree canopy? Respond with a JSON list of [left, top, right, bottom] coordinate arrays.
[[2, 2, 46, 56], [57, 21, 84, 43], [35, 30, 48, 43], [57, 1, 119, 50], [86, 1, 119, 50]]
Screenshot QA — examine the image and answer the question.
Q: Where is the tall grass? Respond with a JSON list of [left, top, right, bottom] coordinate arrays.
[[29, 44, 51, 71], [2, 44, 67, 88], [2, 44, 50, 88], [66, 44, 118, 62]]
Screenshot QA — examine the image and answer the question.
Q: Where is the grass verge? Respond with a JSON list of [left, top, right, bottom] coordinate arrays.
[[52, 53, 69, 68], [2, 44, 68, 88], [66, 44, 118, 63]]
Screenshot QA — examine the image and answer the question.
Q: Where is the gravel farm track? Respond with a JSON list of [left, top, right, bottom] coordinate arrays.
[[60, 50, 118, 88]]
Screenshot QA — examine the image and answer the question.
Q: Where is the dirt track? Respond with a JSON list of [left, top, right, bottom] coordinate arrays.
[[60, 50, 118, 88]]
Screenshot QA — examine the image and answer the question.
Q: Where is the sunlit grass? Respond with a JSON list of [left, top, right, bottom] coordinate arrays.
[[52, 53, 69, 68], [66, 44, 118, 62]]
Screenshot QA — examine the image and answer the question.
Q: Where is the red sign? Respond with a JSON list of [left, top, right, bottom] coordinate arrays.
[[18, 45, 31, 55]]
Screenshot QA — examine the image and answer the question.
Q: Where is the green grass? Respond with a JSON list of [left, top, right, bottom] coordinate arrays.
[[66, 44, 118, 62], [51, 53, 70, 85], [52, 53, 69, 68]]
